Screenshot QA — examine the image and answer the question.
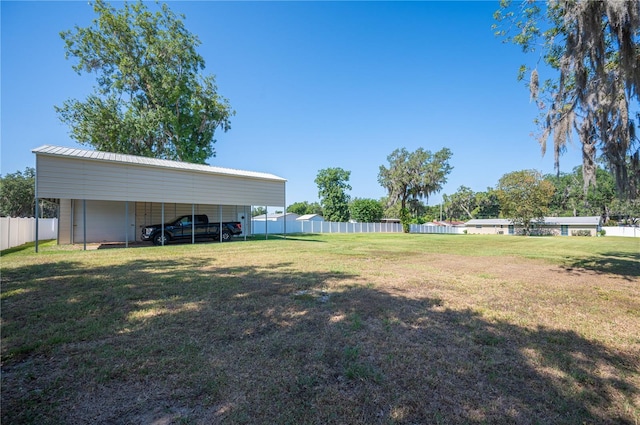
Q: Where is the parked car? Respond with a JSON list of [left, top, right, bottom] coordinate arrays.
[[141, 214, 242, 245]]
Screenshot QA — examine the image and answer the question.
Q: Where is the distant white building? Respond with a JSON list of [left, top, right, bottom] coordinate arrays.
[[465, 216, 602, 236], [380, 218, 401, 224], [431, 220, 466, 227], [297, 214, 324, 222]]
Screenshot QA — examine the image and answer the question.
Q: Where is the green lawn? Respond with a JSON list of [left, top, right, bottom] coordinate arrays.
[[2, 234, 639, 424]]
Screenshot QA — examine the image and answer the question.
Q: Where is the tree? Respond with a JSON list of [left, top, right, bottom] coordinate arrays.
[[349, 198, 384, 223], [406, 198, 429, 220], [0, 168, 57, 218], [381, 196, 401, 220], [494, 1, 640, 199], [545, 170, 583, 217], [251, 206, 267, 217], [609, 198, 640, 226], [0, 168, 35, 217], [585, 168, 618, 219], [497, 170, 555, 235], [287, 201, 322, 216], [378, 147, 453, 232], [443, 186, 476, 221], [57, 0, 234, 164], [315, 168, 351, 222], [421, 204, 441, 223], [546, 166, 616, 218], [473, 189, 501, 219]]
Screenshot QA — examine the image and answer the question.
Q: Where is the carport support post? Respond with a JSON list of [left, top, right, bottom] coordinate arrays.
[[125, 201, 129, 248], [219, 205, 223, 242], [70, 200, 75, 244], [265, 206, 268, 240], [83, 199, 87, 251], [191, 204, 195, 245], [35, 197, 40, 253], [243, 205, 247, 241], [161, 202, 165, 246], [34, 169, 39, 252]]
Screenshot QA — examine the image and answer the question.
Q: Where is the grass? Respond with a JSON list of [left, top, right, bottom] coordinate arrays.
[[1, 233, 639, 424]]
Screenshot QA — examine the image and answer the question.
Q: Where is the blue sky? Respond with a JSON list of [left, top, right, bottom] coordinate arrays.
[[1, 1, 584, 207]]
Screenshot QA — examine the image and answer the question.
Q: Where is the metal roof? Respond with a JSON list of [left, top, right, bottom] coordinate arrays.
[[32, 145, 286, 182], [542, 216, 602, 226], [465, 219, 512, 226], [297, 214, 324, 221]]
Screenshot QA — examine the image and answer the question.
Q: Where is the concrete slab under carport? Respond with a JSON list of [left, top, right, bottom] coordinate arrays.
[[57, 199, 252, 245]]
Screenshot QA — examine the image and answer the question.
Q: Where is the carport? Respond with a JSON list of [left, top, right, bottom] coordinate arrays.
[[33, 145, 286, 251]]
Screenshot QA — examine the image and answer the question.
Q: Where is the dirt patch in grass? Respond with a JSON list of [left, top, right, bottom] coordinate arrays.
[[2, 237, 639, 424]]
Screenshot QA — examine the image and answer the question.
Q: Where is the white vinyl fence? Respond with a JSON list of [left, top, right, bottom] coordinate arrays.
[[250, 222, 640, 237], [1, 217, 58, 251], [250, 220, 462, 235], [410, 223, 465, 235], [251, 220, 403, 235], [603, 226, 640, 237]]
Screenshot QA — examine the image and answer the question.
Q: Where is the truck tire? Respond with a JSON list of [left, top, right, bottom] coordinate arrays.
[[153, 232, 170, 246], [221, 231, 231, 242]]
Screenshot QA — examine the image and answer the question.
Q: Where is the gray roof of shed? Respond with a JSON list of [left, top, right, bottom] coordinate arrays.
[[542, 216, 602, 225], [297, 214, 324, 221], [465, 219, 511, 226], [32, 145, 286, 182]]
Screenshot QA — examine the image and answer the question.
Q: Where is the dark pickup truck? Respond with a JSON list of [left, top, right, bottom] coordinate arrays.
[[141, 214, 242, 245]]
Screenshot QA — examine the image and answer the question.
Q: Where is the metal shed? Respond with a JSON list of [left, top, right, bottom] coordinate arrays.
[[33, 145, 286, 249]]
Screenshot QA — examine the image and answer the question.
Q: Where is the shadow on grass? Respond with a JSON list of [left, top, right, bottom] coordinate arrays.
[[93, 235, 328, 249], [2, 257, 638, 424], [244, 233, 328, 243], [0, 240, 56, 256], [562, 250, 640, 279]]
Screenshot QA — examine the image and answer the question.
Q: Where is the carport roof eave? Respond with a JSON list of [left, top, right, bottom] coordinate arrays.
[[32, 145, 287, 183]]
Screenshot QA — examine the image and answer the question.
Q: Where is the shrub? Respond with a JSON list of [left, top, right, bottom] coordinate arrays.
[[530, 228, 555, 236], [571, 230, 593, 237], [400, 208, 411, 233]]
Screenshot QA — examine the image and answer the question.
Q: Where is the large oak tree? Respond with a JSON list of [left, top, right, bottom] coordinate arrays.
[[494, 0, 640, 199], [378, 147, 453, 231], [443, 185, 476, 220], [56, 0, 234, 164]]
